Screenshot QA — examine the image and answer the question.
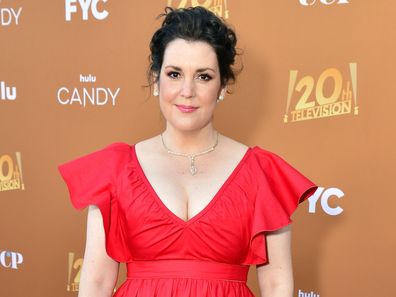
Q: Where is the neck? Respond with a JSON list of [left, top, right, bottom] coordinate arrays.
[[160, 124, 218, 154]]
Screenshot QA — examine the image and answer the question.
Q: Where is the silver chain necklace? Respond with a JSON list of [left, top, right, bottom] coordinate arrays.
[[160, 131, 219, 175]]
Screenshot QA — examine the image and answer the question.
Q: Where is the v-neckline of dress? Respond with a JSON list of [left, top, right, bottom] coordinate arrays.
[[131, 144, 253, 226]]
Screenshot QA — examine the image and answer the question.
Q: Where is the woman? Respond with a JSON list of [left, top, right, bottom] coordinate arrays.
[[58, 6, 317, 297]]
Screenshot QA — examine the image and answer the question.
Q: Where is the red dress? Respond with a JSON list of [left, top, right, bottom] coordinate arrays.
[[58, 142, 318, 297]]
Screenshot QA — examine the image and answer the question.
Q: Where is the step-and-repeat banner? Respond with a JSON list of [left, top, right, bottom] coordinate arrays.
[[1, 1, 394, 296]]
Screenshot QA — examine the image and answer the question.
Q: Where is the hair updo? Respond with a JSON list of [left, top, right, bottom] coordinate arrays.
[[148, 6, 239, 88]]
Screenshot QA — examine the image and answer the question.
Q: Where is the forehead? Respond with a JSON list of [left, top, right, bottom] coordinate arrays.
[[162, 38, 219, 70]]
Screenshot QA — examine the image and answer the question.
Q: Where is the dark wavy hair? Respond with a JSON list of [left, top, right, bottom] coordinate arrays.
[[148, 6, 240, 88]]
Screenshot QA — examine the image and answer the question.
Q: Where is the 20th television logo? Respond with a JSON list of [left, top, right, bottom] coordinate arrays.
[[67, 252, 117, 292], [284, 63, 358, 123], [299, 0, 349, 5], [0, 152, 25, 192], [67, 252, 83, 292], [167, 0, 229, 19]]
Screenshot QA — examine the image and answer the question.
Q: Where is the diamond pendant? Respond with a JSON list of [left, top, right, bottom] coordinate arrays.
[[189, 155, 197, 175], [190, 164, 197, 175]]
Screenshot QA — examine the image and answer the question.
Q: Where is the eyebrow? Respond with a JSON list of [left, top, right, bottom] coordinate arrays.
[[164, 65, 216, 73]]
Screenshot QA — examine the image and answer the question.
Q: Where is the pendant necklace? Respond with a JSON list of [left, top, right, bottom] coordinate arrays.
[[160, 131, 219, 175]]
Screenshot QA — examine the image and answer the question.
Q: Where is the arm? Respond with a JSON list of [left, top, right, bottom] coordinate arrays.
[[78, 205, 120, 297], [256, 224, 293, 297]]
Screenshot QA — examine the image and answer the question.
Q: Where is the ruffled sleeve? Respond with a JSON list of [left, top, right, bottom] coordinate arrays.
[[246, 146, 318, 266], [57, 142, 132, 262]]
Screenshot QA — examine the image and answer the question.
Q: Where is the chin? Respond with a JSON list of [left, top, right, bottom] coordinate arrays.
[[179, 120, 213, 132]]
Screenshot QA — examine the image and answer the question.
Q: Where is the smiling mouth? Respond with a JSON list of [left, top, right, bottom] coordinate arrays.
[[175, 104, 199, 112]]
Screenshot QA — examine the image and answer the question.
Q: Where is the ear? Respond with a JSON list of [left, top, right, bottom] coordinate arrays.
[[152, 72, 159, 83], [217, 87, 227, 102], [220, 87, 227, 97], [153, 83, 159, 96], [152, 73, 160, 96]]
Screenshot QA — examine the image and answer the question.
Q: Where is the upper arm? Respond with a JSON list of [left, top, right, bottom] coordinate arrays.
[[78, 205, 120, 296], [256, 224, 293, 297]]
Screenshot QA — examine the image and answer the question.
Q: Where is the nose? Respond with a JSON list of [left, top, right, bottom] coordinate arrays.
[[180, 78, 195, 98]]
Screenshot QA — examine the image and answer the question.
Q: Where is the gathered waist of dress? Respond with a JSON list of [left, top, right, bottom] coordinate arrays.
[[126, 259, 249, 282]]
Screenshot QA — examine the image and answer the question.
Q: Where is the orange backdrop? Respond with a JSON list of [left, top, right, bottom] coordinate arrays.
[[1, 1, 395, 296]]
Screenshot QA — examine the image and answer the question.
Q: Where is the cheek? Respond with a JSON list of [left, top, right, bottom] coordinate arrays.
[[198, 84, 220, 102], [158, 81, 176, 114], [159, 78, 177, 101]]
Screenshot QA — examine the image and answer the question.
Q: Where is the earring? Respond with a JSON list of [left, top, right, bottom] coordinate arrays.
[[153, 88, 159, 97], [218, 94, 225, 101]]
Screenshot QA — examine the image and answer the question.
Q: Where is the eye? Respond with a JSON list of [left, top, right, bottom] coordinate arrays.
[[198, 73, 212, 81], [167, 71, 180, 79]]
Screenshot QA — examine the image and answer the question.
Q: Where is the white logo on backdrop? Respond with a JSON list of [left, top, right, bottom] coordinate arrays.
[[299, 0, 349, 5], [298, 290, 320, 297], [65, 0, 109, 21], [0, 6, 22, 26], [0, 81, 17, 101], [0, 250, 24, 269], [57, 74, 120, 107], [308, 187, 344, 216]]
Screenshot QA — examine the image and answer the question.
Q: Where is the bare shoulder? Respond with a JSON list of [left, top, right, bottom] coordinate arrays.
[[135, 135, 162, 154], [218, 134, 249, 155]]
